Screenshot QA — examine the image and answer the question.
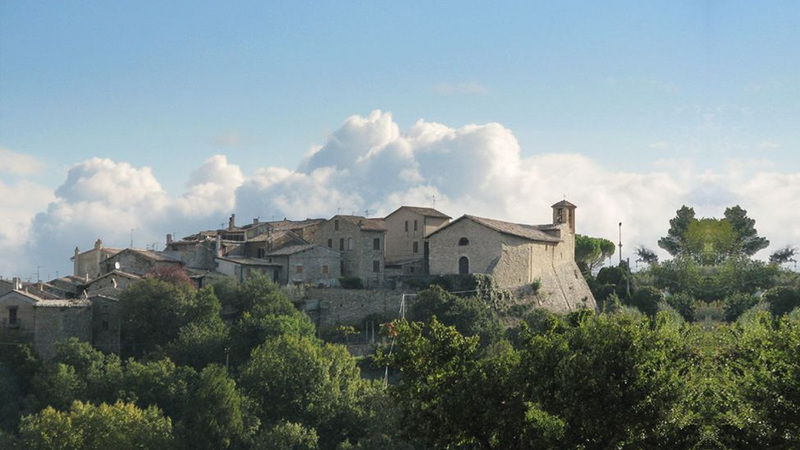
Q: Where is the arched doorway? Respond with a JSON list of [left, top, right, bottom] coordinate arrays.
[[458, 256, 469, 274]]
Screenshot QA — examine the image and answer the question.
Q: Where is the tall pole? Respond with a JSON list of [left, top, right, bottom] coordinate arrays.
[[618, 222, 623, 265]]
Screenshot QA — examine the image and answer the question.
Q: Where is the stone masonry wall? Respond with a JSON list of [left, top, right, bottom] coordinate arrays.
[[301, 288, 410, 331]]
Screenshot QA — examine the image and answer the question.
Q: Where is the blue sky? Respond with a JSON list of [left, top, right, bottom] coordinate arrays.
[[1, 1, 799, 279]]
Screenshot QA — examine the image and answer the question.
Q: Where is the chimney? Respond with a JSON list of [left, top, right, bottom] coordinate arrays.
[[12, 277, 22, 290], [229, 214, 236, 229], [94, 238, 103, 250], [166, 233, 173, 245], [253, 218, 258, 225], [74, 247, 80, 257], [216, 234, 222, 257]]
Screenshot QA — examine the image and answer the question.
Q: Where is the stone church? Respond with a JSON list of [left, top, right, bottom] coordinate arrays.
[[427, 200, 596, 312]]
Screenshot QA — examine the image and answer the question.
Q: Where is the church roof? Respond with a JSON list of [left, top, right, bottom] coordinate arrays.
[[427, 215, 561, 243]]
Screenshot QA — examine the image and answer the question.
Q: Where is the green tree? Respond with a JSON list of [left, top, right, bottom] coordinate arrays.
[[253, 421, 319, 450], [724, 205, 769, 256], [0, 363, 24, 433], [574, 234, 616, 274], [723, 292, 760, 322], [239, 335, 365, 449], [665, 292, 696, 322], [658, 206, 696, 257], [18, 400, 175, 450], [119, 279, 213, 356], [409, 285, 502, 346], [181, 365, 257, 450], [635, 246, 659, 266], [769, 245, 796, 266], [762, 286, 800, 317]]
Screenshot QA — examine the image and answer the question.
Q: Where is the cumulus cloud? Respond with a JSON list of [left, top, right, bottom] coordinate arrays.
[[237, 110, 691, 261], [0, 147, 45, 175], [16, 155, 243, 279], [6, 112, 800, 278]]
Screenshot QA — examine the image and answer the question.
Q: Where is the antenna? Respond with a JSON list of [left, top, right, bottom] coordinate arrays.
[[431, 195, 436, 208], [364, 209, 371, 217], [130, 229, 134, 248]]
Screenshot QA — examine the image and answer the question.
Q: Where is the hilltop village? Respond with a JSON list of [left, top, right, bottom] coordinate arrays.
[[1, 200, 594, 358]]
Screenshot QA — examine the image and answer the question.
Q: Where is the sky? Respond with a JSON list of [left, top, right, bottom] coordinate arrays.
[[1, 1, 799, 280]]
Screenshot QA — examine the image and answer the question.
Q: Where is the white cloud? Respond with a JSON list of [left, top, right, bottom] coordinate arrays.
[[0, 147, 45, 175], [5, 112, 800, 279]]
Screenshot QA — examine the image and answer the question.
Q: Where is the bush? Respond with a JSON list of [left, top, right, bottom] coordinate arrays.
[[665, 293, 696, 322], [723, 292, 759, 322], [628, 286, 663, 317], [762, 286, 800, 317]]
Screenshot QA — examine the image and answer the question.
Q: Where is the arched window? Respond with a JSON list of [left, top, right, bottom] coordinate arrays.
[[459, 256, 469, 274], [458, 237, 470, 246]]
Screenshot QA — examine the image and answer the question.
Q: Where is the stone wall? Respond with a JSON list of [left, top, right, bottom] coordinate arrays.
[[33, 303, 92, 359], [300, 288, 412, 331], [90, 296, 120, 353]]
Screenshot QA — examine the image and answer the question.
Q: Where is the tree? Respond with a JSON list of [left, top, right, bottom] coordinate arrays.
[[762, 286, 800, 317], [629, 286, 663, 317], [18, 400, 175, 450], [665, 292, 696, 322], [723, 292, 759, 322], [769, 246, 796, 266], [724, 206, 769, 256], [658, 206, 696, 257], [119, 279, 221, 356], [574, 234, 616, 274], [239, 335, 365, 449], [636, 246, 658, 266], [181, 365, 257, 450], [253, 421, 319, 450], [409, 285, 502, 346]]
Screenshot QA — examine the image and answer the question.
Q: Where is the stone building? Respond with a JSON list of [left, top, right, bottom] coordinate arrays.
[[264, 244, 341, 287], [384, 206, 451, 275], [0, 286, 92, 359], [88, 294, 120, 354], [215, 256, 282, 284], [314, 215, 386, 288], [101, 248, 183, 277], [427, 200, 595, 312], [72, 239, 122, 278]]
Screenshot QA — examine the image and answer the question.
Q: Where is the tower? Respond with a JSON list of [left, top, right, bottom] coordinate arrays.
[[552, 200, 577, 234]]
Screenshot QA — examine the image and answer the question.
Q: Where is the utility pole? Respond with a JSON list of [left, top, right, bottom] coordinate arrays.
[[618, 222, 623, 265]]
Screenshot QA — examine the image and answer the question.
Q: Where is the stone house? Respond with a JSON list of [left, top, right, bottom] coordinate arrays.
[[215, 256, 283, 284], [88, 294, 120, 354], [72, 239, 122, 278], [314, 215, 387, 288], [427, 200, 595, 311], [263, 244, 342, 287], [0, 286, 92, 359], [101, 248, 183, 277], [384, 206, 451, 275]]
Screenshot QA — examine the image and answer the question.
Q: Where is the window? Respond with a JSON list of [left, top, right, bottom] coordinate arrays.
[[459, 237, 470, 246], [8, 306, 18, 327], [257, 248, 266, 258], [413, 241, 419, 253], [405, 220, 408, 232], [339, 238, 345, 251], [102, 320, 109, 331], [373, 260, 380, 273], [334, 219, 340, 231], [414, 220, 418, 231], [322, 265, 329, 275], [348, 237, 353, 250], [373, 238, 380, 250], [327, 238, 332, 248], [459, 256, 469, 274], [296, 265, 303, 274]]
